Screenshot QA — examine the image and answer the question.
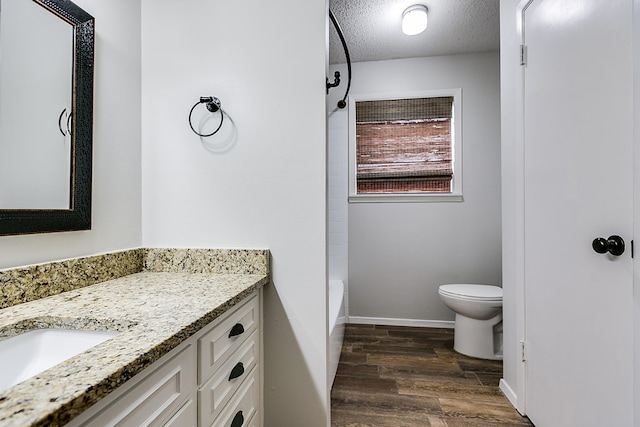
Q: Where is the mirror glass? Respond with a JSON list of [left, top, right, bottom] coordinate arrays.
[[0, 0, 74, 209], [0, 0, 94, 235]]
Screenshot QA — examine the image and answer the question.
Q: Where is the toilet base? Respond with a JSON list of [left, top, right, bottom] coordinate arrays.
[[453, 312, 503, 360]]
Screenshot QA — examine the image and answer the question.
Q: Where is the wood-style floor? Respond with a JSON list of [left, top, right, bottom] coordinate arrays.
[[331, 324, 534, 427]]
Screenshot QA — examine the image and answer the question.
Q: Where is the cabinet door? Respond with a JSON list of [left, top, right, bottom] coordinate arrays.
[[163, 394, 196, 427]]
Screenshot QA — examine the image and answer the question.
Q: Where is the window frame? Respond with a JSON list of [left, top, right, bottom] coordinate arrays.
[[348, 89, 463, 203]]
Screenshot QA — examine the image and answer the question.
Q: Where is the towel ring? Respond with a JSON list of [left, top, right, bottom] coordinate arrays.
[[189, 96, 225, 137]]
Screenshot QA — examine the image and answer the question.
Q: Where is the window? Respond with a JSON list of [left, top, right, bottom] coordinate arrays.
[[348, 90, 462, 202]]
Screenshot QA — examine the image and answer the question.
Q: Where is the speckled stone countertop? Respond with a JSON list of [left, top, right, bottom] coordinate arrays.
[[0, 249, 269, 427]]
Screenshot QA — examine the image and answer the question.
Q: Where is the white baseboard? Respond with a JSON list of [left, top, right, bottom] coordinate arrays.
[[499, 379, 519, 410], [348, 316, 454, 329]]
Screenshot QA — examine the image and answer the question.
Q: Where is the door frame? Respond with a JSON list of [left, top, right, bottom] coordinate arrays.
[[633, 0, 640, 421], [508, 0, 533, 416], [509, 0, 640, 420]]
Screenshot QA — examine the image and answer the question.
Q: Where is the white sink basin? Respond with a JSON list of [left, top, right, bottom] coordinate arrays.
[[0, 328, 119, 393]]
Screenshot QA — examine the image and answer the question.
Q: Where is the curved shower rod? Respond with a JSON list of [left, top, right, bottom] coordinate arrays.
[[328, 9, 352, 109]]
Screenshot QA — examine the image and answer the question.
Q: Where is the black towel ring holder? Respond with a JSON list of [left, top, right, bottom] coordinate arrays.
[[189, 96, 225, 137]]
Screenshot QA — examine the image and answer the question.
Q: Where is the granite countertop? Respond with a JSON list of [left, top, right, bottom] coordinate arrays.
[[0, 271, 268, 427]]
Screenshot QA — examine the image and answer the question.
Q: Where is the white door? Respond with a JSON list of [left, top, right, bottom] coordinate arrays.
[[522, 0, 634, 426]]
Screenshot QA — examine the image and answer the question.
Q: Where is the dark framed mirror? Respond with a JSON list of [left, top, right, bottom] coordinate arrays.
[[0, 0, 94, 236]]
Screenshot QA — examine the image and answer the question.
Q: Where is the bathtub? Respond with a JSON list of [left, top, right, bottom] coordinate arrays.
[[329, 279, 346, 387]]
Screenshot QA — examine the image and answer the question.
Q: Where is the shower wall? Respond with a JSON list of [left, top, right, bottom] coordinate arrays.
[[327, 70, 349, 317]]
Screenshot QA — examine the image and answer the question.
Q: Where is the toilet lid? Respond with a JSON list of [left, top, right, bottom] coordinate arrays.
[[439, 284, 503, 301]]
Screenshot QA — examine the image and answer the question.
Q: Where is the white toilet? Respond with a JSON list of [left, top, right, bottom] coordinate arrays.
[[438, 284, 503, 360]]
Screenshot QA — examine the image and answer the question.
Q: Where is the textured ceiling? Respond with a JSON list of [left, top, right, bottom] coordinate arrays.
[[329, 0, 500, 64]]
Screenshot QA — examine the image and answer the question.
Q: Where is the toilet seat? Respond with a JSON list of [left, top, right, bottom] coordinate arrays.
[[439, 284, 502, 302]]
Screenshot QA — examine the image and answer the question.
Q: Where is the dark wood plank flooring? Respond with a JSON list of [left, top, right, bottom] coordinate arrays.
[[331, 324, 534, 427]]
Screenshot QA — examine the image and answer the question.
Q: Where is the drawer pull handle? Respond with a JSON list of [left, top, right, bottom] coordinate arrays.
[[229, 362, 245, 381], [231, 410, 244, 427], [229, 323, 245, 338]]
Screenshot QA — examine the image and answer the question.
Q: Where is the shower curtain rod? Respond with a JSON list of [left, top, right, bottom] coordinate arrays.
[[328, 9, 352, 109]]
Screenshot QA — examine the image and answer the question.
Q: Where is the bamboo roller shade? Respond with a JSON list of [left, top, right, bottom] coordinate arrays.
[[356, 97, 453, 123]]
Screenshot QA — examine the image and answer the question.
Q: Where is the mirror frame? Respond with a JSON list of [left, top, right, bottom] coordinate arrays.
[[0, 0, 94, 236]]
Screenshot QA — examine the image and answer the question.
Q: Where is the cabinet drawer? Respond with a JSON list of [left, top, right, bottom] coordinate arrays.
[[198, 331, 258, 426], [209, 368, 259, 427], [77, 343, 196, 427], [198, 295, 259, 383]]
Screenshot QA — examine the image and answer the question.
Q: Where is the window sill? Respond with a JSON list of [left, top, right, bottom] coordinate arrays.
[[348, 193, 464, 203]]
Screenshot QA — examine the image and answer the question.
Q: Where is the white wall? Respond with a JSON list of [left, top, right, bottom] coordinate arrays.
[[140, 1, 329, 425], [0, 0, 142, 269], [339, 53, 501, 325]]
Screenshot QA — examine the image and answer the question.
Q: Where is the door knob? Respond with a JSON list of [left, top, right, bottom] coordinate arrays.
[[592, 235, 625, 256]]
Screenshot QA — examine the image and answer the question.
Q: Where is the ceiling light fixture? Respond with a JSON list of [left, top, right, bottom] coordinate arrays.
[[402, 4, 428, 36]]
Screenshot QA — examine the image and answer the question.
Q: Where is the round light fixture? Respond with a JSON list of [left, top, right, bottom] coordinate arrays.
[[402, 4, 428, 36]]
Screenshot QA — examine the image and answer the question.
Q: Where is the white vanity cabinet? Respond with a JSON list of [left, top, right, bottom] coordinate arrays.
[[67, 292, 261, 427]]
